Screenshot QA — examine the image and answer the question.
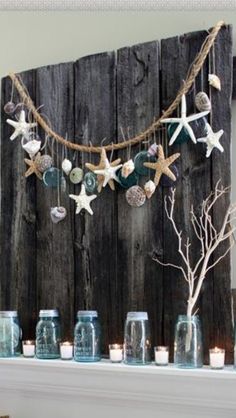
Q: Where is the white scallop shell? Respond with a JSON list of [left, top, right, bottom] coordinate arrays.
[[126, 185, 146, 207], [144, 180, 156, 199], [50, 206, 67, 224], [195, 92, 211, 112], [121, 159, 135, 178], [62, 158, 72, 175], [22, 139, 41, 158], [208, 74, 221, 91]]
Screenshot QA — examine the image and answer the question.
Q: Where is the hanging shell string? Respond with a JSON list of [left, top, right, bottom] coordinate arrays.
[[8, 20, 225, 153], [209, 47, 213, 127]]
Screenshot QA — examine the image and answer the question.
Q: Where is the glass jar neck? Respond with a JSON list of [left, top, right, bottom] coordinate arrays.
[[178, 315, 200, 322]]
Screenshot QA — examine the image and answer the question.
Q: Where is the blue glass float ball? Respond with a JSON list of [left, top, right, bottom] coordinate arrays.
[[134, 151, 156, 176], [43, 168, 61, 188], [84, 172, 98, 193], [117, 169, 139, 189]]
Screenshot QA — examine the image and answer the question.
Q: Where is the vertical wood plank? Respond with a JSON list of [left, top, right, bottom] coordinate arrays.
[[161, 30, 214, 362], [117, 41, 163, 349], [74, 52, 117, 352], [35, 63, 75, 339], [0, 70, 37, 339], [211, 25, 233, 362]]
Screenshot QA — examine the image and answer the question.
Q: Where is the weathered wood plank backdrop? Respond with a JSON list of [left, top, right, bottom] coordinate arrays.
[[0, 25, 233, 362]]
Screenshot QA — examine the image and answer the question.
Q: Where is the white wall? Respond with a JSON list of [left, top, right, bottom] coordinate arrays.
[[0, 10, 236, 283]]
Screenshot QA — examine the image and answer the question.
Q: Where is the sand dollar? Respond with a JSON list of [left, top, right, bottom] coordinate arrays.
[[69, 167, 83, 184]]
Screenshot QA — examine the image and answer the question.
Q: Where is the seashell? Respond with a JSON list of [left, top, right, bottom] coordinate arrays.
[[35, 154, 52, 173], [121, 159, 135, 178], [147, 143, 158, 156], [69, 167, 83, 184], [126, 185, 146, 207], [195, 92, 211, 112], [22, 139, 41, 158], [208, 74, 221, 91], [50, 206, 67, 224], [4, 101, 15, 114], [61, 158, 72, 175], [144, 180, 156, 199]]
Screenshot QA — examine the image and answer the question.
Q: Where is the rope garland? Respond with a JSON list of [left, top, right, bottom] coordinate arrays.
[[8, 20, 225, 154]]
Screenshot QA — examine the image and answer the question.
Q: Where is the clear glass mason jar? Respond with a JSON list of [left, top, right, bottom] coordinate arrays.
[[0, 311, 21, 357], [36, 309, 61, 359], [174, 315, 203, 368], [74, 310, 101, 362], [123, 311, 151, 365]]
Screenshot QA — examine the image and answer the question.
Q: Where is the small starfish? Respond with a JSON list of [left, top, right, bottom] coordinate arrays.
[[86, 148, 122, 191], [6, 110, 37, 141], [24, 153, 42, 180], [94, 157, 122, 188], [69, 184, 97, 215], [161, 94, 210, 145], [143, 145, 180, 186], [197, 123, 224, 158]]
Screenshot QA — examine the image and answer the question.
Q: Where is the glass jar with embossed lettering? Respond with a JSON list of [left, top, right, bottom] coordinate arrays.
[[0, 311, 21, 357], [74, 311, 101, 362], [36, 309, 61, 359]]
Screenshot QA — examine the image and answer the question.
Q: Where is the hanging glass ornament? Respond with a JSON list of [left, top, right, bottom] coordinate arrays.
[[117, 169, 139, 189], [43, 167, 61, 188], [4, 102, 15, 114], [134, 151, 156, 176], [160, 164, 179, 188], [126, 185, 146, 207], [50, 206, 67, 224], [83, 172, 98, 194], [69, 167, 83, 184], [167, 123, 190, 145]]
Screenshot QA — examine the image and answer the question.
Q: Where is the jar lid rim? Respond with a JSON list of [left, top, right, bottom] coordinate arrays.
[[39, 309, 59, 317], [77, 310, 98, 317], [127, 311, 148, 320], [0, 310, 18, 317]]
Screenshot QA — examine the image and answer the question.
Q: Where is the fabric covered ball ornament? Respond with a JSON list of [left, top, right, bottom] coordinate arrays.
[[4, 102, 15, 114], [69, 167, 83, 184], [195, 92, 211, 112], [126, 185, 146, 207], [117, 169, 139, 189], [50, 206, 67, 224], [36, 154, 52, 173], [134, 151, 156, 176], [160, 164, 179, 187], [83, 172, 98, 194]]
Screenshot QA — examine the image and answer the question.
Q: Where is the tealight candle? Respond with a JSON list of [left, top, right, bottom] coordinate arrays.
[[60, 342, 73, 360], [154, 346, 169, 366], [209, 347, 225, 369], [109, 344, 123, 363], [22, 340, 35, 358]]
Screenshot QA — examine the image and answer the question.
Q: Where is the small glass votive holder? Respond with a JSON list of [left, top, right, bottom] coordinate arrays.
[[209, 347, 225, 369], [60, 342, 73, 360], [22, 340, 35, 358], [109, 344, 123, 363], [154, 346, 169, 366]]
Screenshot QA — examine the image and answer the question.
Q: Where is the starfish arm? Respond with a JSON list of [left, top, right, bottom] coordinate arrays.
[[112, 164, 123, 174], [163, 167, 176, 181], [85, 163, 98, 171], [108, 179, 115, 190], [153, 170, 162, 186], [88, 195, 97, 203], [161, 117, 181, 124], [102, 172, 111, 187], [169, 122, 183, 146], [85, 204, 94, 215], [157, 145, 164, 159], [94, 169, 106, 176], [181, 94, 187, 117], [216, 129, 224, 140], [197, 137, 207, 143], [184, 122, 197, 144], [165, 153, 180, 166], [186, 110, 209, 123], [143, 162, 157, 170], [29, 123, 38, 129], [75, 205, 82, 215], [6, 119, 19, 128], [206, 146, 213, 158], [24, 167, 34, 177], [10, 130, 20, 140], [216, 142, 224, 153], [111, 158, 121, 166], [69, 194, 78, 202]]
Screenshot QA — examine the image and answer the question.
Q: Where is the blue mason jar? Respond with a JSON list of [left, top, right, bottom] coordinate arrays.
[[174, 315, 203, 368], [36, 309, 61, 359], [74, 311, 101, 362], [124, 312, 151, 365], [0, 311, 21, 357]]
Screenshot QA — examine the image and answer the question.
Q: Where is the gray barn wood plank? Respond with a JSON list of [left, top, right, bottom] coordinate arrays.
[[161, 30, 215, 362], [74, 52, 117, 352], [35, 63, 75, 339], [117, 40, 163, 350], [0, 70, 37, 338], [210, 25, 233, 362]]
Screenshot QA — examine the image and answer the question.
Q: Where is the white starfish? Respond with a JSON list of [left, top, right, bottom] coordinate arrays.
[[69, 184, 97, 215], [197, 123, 224, 158], [94, 157, 122, 188], [6, 110, 37, 141], [161, 94, 210, 145]]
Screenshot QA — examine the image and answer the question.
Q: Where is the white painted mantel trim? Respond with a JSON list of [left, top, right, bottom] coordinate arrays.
[[0, 358, 236, 418]]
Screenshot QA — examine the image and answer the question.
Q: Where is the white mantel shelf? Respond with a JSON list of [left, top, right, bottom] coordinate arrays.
[[0, 358, 236, 418]]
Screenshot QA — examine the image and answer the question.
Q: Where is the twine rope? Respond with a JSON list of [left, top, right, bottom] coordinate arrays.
[[8, 20, 225, 154]]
